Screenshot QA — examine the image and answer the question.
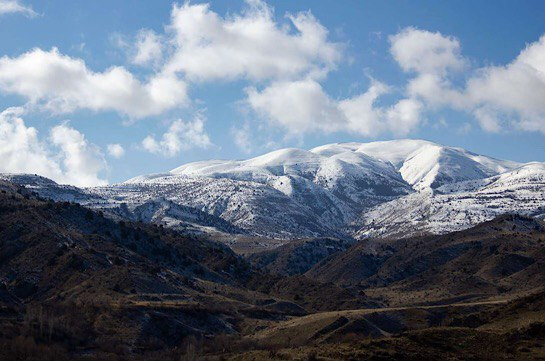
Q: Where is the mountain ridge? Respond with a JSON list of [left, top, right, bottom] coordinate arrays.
[[2, 139, 544, 244]]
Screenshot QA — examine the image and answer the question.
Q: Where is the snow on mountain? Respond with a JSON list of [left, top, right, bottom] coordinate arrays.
[[95, 174, 349, 239], [313, 139, 520, 191], [1, 139, 542, 243], [114, 139, 527, 240], [0, 173, 246, 236], [354, 162, 545, 239], [0, 173, 104, 204], [119, 145, 414, 239], [170, 147, 408, 198]]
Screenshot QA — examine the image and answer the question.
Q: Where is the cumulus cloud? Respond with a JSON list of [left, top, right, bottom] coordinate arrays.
[[247, 78, 423, 137], [0, 0, 36, 17], [107, 143, 125, 158], [0, 107, 63, 179], [50, 124, 108, 186], [3, 0, 545, 150], [389, 27, 468, 109], [466, 35, 545, 132], [142, 115, 212, 156], [0, 0, 344, 144], [0, 48, 187, 118], [164, 0, 341, 82], [0, 108, 107, 186], [246, 79, 344, 134], [246, 25, 545, 138], [132, 29, 163, 67], [391, 28, 545, 133], [390, 27, 466, 75]]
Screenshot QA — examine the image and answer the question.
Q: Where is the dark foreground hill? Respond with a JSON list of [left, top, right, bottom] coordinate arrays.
[[0, 179, 544, 360], [306, 214, 545, 306], [0, 180, 369, 360]]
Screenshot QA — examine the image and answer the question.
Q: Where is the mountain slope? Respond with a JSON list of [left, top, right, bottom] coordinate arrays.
[[312, 139, 520, 191], [2, 139, 542, 242], [112, 139, 523, 240], [308, 214, 545, 306], [248, 237, 353, 276], [355, 162, 545, 239], [2, 179, 545, 360], [88, 143, 418, 240], [0, 179, 374, 358]]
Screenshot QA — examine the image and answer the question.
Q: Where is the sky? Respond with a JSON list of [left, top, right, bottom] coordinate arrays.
[[0, 0, 545, 186]]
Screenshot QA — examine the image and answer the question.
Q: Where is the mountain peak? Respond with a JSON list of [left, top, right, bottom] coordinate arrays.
[[3, 139, 543, 242], [169, 139, 520, 192]]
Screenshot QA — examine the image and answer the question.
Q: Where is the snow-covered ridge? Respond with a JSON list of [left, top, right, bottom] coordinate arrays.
[[355, 161, 545, 239], [2, 139, 543, 243], [168, 139, 520, 192]]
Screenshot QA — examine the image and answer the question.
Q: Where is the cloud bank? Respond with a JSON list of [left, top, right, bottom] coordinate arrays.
[[0, 48, 187, 118], [392, 28, 545, 134]]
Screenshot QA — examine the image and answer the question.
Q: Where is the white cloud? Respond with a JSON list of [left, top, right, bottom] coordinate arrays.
[[246, 79, 344, 134], [3, 1, 544, 146], [466, 34, 545, 132], [385, 98, 423, 136], [107, 143, 125, 158], [142, 115, 212, 156], [390, 27, 466, 75], [132, 29, 163, 67], [247, 78, 423, 137], [231, 122, 253, 154], [391, 28, 545, 133], [0, 48, 187, 118], [0, 107, 63, 180], [389, 28, 468, 109], [338, 81, 392, 136], [0, 107, 107, 186], [0, 0, 342, 141], [339, 81, 423, 136], [50, 124, 107, 186], [164, 0, 341, 82], [0, 0, 36, 17]]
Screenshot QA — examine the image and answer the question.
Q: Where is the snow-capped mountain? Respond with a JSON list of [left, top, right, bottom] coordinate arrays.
[[354, 162, 545, 239], [2, 139, 544, 243], [99, 145, 414, 239], [312, 140, 519, 191]]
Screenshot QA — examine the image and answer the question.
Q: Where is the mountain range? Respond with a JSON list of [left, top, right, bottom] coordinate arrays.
[[3, 139, 544, 251]]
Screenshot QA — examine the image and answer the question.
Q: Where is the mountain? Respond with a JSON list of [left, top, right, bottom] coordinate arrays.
[[307, 214, 545, 306], [311, 139, 519, 190], [2, 139, 544, 244], [0, 179, 372, 359], [113, 145, 414, 239], [355, 162, 545, 239], [1, 178, 545, 360]]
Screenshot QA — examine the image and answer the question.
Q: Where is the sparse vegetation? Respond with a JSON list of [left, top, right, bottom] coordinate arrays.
[[0, 180, 544, 360]]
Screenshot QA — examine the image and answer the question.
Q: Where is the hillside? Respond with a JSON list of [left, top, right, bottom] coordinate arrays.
[[0, 180, 544, 360], [0, 180, 369, 360], [355, 162, 545, 239], [308, 214, 545, 306], [248, 237, 353, 276], [4, 139, 544, 245]]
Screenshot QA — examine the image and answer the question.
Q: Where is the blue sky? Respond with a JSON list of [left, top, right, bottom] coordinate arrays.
[[0, 0, 544, 185]]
